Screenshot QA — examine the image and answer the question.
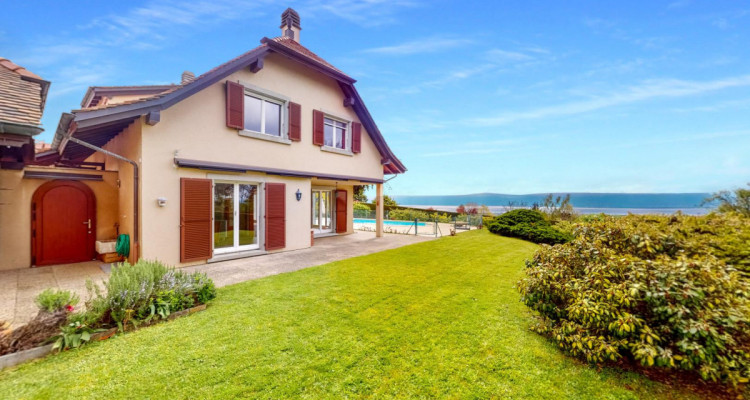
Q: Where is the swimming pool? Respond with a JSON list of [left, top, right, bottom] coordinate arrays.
[[353, 218, 426, 226]]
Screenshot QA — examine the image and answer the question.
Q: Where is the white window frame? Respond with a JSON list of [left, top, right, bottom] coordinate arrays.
[[239, 82, 290, 144], [320, 110, 353, 156]]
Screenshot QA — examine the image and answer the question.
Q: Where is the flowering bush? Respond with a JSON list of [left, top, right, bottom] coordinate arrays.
[[86, 260, 217, 330], [518, 213, 750, 387]]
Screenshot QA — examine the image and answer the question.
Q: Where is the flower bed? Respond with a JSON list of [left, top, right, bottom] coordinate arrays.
[[0, 260, 216, 369]]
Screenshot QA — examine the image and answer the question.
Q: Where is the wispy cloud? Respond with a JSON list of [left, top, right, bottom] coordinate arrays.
[[469, 74, 750, 126], [303, 0, 420, 27], [363, 37, 472, 55], [485, 49, 533, 63], [387, 46, 547, 94], [419, 136, 550, 157]]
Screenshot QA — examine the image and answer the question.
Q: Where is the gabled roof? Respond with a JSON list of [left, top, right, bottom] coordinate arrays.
[[52, 37, 405, 174], [0, 57, 50, 135]]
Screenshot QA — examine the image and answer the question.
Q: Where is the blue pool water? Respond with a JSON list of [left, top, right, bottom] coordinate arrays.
[[354, 218, 427, 226]]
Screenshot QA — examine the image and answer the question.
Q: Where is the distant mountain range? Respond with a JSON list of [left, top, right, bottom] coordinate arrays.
[[392, 193, 713, 209]]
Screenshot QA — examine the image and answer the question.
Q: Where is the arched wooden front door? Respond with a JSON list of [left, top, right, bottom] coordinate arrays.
[[32, 180, 96, 266]]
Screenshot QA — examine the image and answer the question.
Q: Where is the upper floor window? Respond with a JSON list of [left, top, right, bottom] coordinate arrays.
[[324, 117, 348, 149], [244, 94, 283, 137]]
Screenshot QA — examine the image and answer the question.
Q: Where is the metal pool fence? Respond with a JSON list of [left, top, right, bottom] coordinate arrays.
[[353, 210, 484, 237]]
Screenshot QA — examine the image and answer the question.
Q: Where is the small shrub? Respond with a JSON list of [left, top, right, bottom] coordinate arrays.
[[486, 209, 571, 245], [52, 319, 99, 351], [35, 289, 79, 313], [86, 259, 217, 330], [193, 273, 217, 304], [519, 213, 750, 388]]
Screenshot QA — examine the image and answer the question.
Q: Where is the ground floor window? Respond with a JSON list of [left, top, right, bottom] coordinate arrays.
[[214, 182, 259, 253], [311, 189, 333, 234]]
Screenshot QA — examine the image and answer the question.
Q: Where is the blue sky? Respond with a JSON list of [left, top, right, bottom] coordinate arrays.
[[2, 1, 749, 196]]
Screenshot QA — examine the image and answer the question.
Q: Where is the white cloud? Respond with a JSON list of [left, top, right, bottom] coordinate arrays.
[[363, 37, 472, 55], [469, 74, 750, 127], [485, 49, 533, 63], [302, 0, 420, 27]]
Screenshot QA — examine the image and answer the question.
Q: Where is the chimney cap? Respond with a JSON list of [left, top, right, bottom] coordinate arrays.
[[181, 71, 195, 85], [280, 7, 301, 29]]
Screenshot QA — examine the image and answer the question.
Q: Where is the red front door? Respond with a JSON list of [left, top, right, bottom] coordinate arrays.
[[32, 180, 96, 266]]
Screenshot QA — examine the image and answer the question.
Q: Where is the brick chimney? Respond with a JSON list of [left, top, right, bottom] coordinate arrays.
[[181, 71, 195, 85], [280, 8, 301, 41]]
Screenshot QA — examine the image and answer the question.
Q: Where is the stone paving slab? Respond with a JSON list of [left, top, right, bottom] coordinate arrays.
[[1, 232, 434, 328]]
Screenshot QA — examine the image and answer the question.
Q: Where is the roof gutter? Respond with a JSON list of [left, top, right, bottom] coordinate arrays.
[[0, 121, 44, 137], [64, 132, 140, 260]]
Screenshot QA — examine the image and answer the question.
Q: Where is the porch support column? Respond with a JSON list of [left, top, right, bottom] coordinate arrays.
[[375, 183, 384, 238]]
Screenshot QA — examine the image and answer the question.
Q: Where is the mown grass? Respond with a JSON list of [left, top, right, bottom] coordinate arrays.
[[0, 230, 702, 399]]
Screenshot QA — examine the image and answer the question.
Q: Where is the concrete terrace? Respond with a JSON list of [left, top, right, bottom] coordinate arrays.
[[1, 232, 434, 328]]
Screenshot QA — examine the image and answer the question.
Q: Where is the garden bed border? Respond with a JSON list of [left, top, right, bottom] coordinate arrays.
[[0, 304, 207, 370]]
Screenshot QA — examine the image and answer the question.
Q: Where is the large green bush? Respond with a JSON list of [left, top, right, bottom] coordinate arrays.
[[486, 209, 571, 245], [518, 213, 750, 387]]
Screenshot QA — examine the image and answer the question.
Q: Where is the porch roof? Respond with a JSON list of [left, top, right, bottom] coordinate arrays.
[[174, 157, 384, 184]]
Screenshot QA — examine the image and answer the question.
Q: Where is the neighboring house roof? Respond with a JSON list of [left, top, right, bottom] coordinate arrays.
[[80, 85, 179, 108], [0, 57, 50, 136], [50, 36, 405, 174]]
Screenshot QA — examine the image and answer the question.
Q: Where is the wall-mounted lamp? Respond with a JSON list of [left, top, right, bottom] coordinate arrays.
[[295, 189, 302, 201], [157, 197, 167, 207]]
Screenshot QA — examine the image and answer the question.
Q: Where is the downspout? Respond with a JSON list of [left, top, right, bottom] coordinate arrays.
[[64, 135, 139, 260]]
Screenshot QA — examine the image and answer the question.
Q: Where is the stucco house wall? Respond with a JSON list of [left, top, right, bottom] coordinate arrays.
[[136, 54, 378, 266], [0, 167, 119, 271]]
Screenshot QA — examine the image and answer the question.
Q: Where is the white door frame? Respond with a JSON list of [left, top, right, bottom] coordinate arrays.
[[311, 188, 335, 235], [213, 180, 261, 254]]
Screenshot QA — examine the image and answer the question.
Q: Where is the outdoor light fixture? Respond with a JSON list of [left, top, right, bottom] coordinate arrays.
[[296, 189, 302, 201]]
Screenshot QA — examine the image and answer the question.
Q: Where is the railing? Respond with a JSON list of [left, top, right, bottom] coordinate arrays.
[[353, 211, 484, 237]]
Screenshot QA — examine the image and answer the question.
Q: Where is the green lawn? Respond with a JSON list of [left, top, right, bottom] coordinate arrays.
[[1, 230, 703, 399]]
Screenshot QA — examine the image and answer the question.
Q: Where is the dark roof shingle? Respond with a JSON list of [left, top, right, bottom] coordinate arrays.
[[0, 57, 49, 127]]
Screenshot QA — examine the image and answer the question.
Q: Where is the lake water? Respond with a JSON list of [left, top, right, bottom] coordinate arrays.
[[407, 205, 712, 216], [394, 193, 715, 216]]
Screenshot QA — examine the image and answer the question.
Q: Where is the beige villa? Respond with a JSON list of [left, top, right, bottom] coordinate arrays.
[[0, 8, 405, 271]]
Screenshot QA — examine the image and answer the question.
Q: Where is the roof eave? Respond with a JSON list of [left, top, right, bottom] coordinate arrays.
[[261, 37, 356, 84]]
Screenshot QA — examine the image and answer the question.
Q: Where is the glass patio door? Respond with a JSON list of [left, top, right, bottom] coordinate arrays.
[[311, 190, 333, 234], [214, 182, 259, 253]]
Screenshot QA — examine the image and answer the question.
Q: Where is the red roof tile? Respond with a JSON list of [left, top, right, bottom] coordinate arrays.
[[269, 37, 351, 78]]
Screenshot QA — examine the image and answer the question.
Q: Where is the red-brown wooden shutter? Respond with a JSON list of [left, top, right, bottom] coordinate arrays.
[[312, 109, 324, 146], [265, 183, 286, 251], [226, 81, 244, 130], [351, 122, 362, 153], [288, 102, 301, 141], [336, 189, 347, 233], [180, 178, 213, 262]]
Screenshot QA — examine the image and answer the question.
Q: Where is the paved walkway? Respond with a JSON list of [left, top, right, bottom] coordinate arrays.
[[1, 232, 433, 328]]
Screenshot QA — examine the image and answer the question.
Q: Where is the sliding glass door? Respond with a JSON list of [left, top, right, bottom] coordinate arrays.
[[214, 182, 259, 253], [311, 190, 333, 234]]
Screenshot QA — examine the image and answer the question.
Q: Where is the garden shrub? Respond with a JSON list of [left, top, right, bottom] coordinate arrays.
[[388, 208, 454, 223], [353, 202, 372, 218], [486, 209, 571, 245], [86, 260, 217, 330], [35, 289, 79, 313], [518, 213, 750, 387]]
